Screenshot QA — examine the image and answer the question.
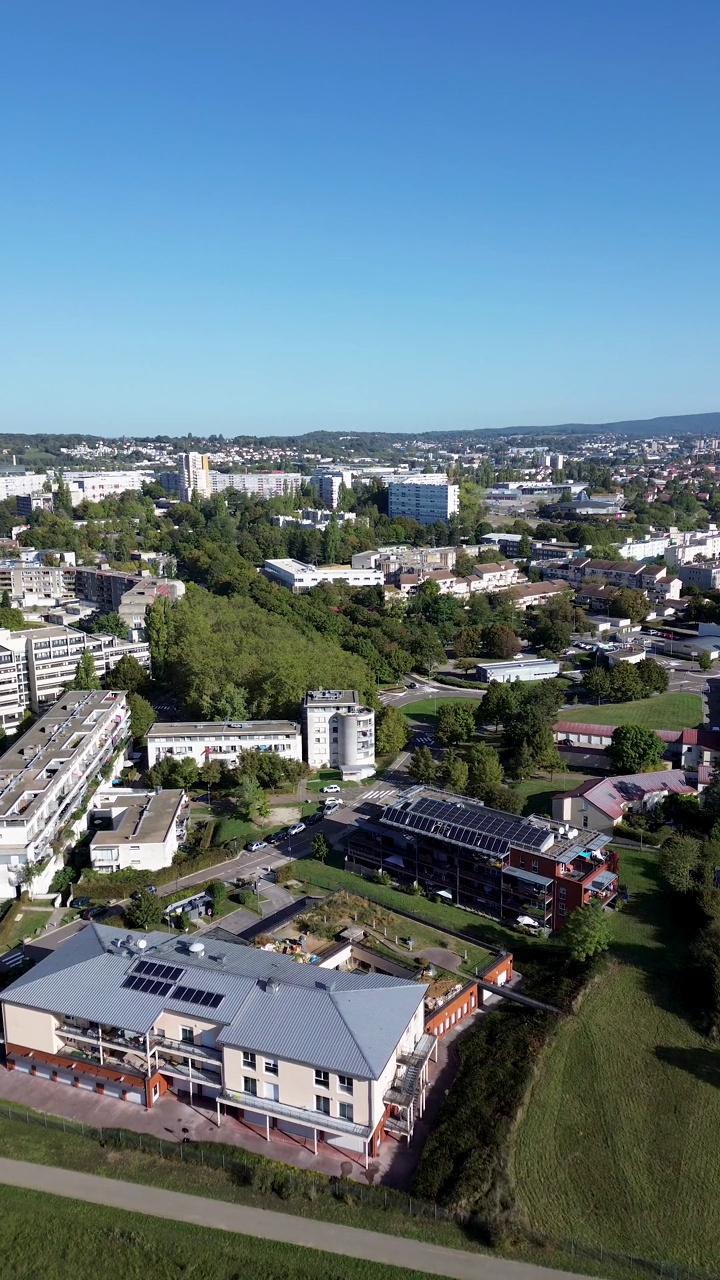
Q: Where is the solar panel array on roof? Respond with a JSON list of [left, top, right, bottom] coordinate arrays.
[[381, 797, 550, 853], [122, 974, 175, 997], [172, 985, 224, 1010], [132, 959, 184, 982]]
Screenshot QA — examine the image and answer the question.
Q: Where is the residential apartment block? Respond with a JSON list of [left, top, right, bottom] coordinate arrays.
[[261, 559, 383, 593], [548, 558, 682, 601], [178, 452, 211, 501], [88, 787, 188, 874], [351, 545, 463, 580], [0, 625, 149, 732], [146, 721, 303, 769], [303, 690, 375, 781], [210, 471, 302, 498], [1, 925, 430, 1162], [0, 691, 129, 899], [346, 790, 617, 931], [552, 770, 698, 835], [387, 477, 459, 525], [554, 720, 720, 770]]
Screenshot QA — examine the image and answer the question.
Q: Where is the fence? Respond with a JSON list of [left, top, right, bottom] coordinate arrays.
[[0, 1104, 716, 1280]]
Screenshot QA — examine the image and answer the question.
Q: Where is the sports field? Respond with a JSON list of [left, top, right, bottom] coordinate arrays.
[[563, 691, 702, 731], [511, 847, 720, 1272]]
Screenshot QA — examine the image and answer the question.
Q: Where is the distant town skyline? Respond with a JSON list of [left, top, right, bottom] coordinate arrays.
[[3, 1, 720, 435]]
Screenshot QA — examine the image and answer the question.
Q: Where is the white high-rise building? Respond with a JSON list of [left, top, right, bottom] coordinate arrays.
[[178, 453, 211, 501], [311, 470, 353, 509], [303, 689, 375, 781], [387, 476, 459, 525]]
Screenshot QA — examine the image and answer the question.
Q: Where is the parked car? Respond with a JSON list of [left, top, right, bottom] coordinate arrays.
[[145, 885, 157, 894], [306, 811, 324, 825], [323, 798, 343, 813], [271, 828, 290, 842], [245, 840, 268, 852], [70, 896, 90, 909], [406, 680, 418, 688], [288, 822, 306, 836], [322, 784, 341, 793], [80, 905, 107, 921]]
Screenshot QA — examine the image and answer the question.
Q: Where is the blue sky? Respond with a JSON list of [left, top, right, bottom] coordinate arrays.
[[2, 0, 720, 437]]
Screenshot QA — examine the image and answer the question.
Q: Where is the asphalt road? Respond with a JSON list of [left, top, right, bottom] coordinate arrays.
[[0, 1157, 595, 1280]]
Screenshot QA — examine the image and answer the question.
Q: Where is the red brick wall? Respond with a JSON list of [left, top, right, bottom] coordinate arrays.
[[425, 983, 479, 1037]]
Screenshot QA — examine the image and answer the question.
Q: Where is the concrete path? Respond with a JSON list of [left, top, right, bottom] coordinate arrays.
[[0, 1156, 595, 1280]]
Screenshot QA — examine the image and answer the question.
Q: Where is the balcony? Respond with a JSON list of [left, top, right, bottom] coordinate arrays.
[[220, 1089, 372, 1140]]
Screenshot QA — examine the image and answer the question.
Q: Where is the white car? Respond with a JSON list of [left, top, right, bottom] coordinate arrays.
[[322, 784, 341, 793], [288, 823, 306, 836], [323, 798, 343, 812]]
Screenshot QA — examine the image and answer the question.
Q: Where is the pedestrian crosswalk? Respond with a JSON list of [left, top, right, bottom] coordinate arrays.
[[363, 787, 397, 802], [415, 734, 434, 746]]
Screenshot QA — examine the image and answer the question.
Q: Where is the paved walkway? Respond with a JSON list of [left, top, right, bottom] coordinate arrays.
[[0, 1156, 593, 1280]]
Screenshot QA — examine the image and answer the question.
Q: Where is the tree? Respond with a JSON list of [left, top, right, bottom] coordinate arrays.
[[200, 684, 249, 721], [698, 649, 713, 671], [70, 649, 100, 690], [584, 667, 611, 704], [607, 588, 650, 624], [87, 611, 129, 639], [453, 551, 477, 578], [660, 836, 701, 893], [482, 623, 521, 660], [607, 724, 665, 774], [106, 653, 150, 695], [635, 657, 669, 696], [525, 595, 574, 654], [376, 706, 410, 756], [442, 750, 468, 793], [311, 833, 330, 862], [480, 680, 519, 729], [607, 661, 644, 703], [408, 745, 438, 784], [208, 880, 229, 909], [481, 782, 524, 814], [146, 755, 198, 789], [146, 595, 175, 683], [0, 590, 10, 609], [55, 473, 73, 516], [436, 701, 477, 746], [466, 742, 504, 798], [234, 775, 262, 820], [502, 707, 557, 779], [126, 889, 163, 931], [128, 693, 155, 745], [453, 626, 483, 659], [413, 631, 446, 677], [518, 531, 532, 557], [562, 901, 612, 960]]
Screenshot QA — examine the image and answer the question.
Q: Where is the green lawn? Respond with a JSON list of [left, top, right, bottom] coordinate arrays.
[[400, 695, 484, 726], [565, 691, 702, 730], [0, 1184, 442, 1280], [511, 771, 595, 817], [0, 907, 53, 952], [512, 846, 720, 1272]]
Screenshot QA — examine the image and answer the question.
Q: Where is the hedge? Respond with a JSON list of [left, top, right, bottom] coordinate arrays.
[[76, 845, 235, 903]]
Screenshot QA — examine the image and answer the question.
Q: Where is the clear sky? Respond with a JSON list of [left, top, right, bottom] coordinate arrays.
[[2, 0, 720, 437]]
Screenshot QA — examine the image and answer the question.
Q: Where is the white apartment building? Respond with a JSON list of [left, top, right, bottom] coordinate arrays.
[[210, 471, 302, 498], [303, 690, 375, 781], [0, 560, 76, 609], [178, 452, 211, 501], [665, 529, 720, 566], [387, 477, 459, 525], [311, 470, 353, 509], [64, 471, 154, 507], [88, 787, 188, 874], [0, 473, 51, 502], [1, 925, 430, 1161], [26, 628, 150, 714], [116, 579, 186, 640], [0, 691, 129, 899], [351, 545, 461, 579], [146, 720, 302, 769], [262, 559, 383, 593]]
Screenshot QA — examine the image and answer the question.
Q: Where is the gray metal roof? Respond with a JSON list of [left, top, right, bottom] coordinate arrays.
[[3, 925, 425, 1080]]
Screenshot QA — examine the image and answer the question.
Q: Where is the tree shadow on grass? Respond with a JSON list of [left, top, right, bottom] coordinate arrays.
[[655, 1045, 720, 1088]]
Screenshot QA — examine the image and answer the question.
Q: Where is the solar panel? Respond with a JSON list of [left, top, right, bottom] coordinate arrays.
[[121, 974, 174, 996], [172, 985, 224, 1010], [133, 960, 184, 982]]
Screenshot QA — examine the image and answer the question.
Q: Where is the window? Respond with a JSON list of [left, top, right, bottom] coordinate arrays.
[[559, 886, 566, 899], [338, 1102, 354, 1122], [264, 1059, 278, 1076], [244, 1077, 258, 1096], [558, 902, 566, 916], [337, 1074, 353, 1094], [518, 857, 525, 869], [315, 1095, 330, 1115], [582, 815, 589, 828], [180, 1026, 194, 1045], [264, 1082, 279, 1102], [314, 1069, 329, 1088], [243, 1051, 256, 1070], [531, 860, 539, 873]]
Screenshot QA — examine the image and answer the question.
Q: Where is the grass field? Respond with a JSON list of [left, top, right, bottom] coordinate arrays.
[[0, 907, 53, 953], [511, 846, 720, 1272], [400, 695, 484, 726], [0, 1184, 442, 1280], [564, 691, 702, 730], [511, 772, 594, 817]]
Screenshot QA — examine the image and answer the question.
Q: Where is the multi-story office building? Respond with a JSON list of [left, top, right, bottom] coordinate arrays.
[[347, 789, 617, 931], [210, 471, 302, 498], [2, 924, 429, 1161], [146, 720, 303, 769], [303, 690, 375, 781], [262, 559, 384, 593], [0, 691, 129, 898], [88, 787, 188, 874], [178, 452, 211, 501], [387, 477, 459, 525]]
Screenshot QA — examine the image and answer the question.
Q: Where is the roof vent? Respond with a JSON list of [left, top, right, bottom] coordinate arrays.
[[125, 934, 134, 947], [188, 940, 205, 955], [266, 978, 279, 994], [136, 937, 148, 950]]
